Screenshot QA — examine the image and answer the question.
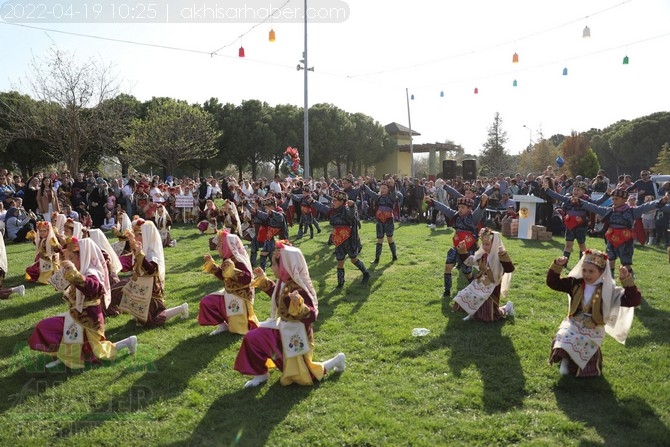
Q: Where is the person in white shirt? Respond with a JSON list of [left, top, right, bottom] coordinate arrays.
[[269, 175, 283, 195]]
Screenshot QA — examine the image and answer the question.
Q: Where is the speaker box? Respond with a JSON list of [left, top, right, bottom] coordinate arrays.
[[442, 159, 457, 179], [462, 159, 477, 180]]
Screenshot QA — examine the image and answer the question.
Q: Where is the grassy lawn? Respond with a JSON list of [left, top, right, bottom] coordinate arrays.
[[1, 220, 669, 446]]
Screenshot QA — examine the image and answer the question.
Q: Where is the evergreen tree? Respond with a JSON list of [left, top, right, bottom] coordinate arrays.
[[479, 112, 512, 176]]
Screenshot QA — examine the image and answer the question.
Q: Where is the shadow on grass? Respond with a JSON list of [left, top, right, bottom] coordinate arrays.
[[399, 311, 526, 415], [627, 297, 670, 347], [168, 381, 315, 447], [28, 332, 235, 441], [0, 291, 62, 324], [553, 377, 670, 445]]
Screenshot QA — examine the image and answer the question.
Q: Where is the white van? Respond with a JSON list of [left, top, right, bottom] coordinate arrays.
[[650, 175, 670, 199]]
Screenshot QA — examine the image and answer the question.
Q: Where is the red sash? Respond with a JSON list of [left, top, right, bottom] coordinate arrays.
[[564, 214, 585, 230], [267, 227, 281, 239], [375, 210, 394, 222], [332, 227, 351, 247], [605, 227, 634, 248], [300, 205, 312, 215], [257, 226, 268, 243], [452, 231, 476, 250]]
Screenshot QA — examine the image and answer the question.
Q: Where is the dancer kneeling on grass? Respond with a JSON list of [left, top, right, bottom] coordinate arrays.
[[0, 233, 26, 299], [28, 238, 137, 369], [234, 242, 345, 388], [110, 219, 188, 327], [452, 228, 515, 321], [546, 249, 641, 377], [198, 229, 259, 336], [25, 221, 61, 284]]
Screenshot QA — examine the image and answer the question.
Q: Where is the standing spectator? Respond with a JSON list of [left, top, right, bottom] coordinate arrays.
[[22, 176, 40, 214], [88, 179, 109, 228], [122, 178, 136, 216], [626, 170, 655, 206], [36, 176, 60, 221], [197, 177, 212, 212]]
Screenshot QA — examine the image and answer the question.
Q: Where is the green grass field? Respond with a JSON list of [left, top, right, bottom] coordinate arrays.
[[1, 220, 669, 446]]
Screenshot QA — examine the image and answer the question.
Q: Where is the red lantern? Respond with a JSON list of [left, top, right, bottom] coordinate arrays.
[[238, 46, 245, 57]]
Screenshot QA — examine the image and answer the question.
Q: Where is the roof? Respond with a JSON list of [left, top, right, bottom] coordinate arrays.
[[384, 122, 421, 136], [397, 142, 464, 154]]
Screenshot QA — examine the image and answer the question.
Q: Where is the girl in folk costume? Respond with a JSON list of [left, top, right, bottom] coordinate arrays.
[[234, 243, 345, 388], [0, 234, 26, 298], [25, 221, 61, 284], [87, 228, 123, 316], [198, 229, 259, 336], [110, 219, 188, 328], [197, 199, 219, 235], [238, 201, 255, 242], [112, 210, 134, 271], [63, 217, 84, 240], [52, 212, 67, 240], [426, 195, 488, 298], [28, 238, 137, 369], [546, 249, 641, 377], [152, 204, 174, 248], [452, 228, 515, 321], [219, 199, 242, 239]]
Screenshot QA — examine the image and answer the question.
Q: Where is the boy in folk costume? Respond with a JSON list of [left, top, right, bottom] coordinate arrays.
[[310, 190, 370, 287], [247, 196, 288, 271], [28, 238, 137, 369], [425, 195, 488, 298], [579, 188, 670, 277], [543, 181, 609, 264], [546, 249, 641, 377], [25, 221, 61, 284], [290, 185, 322, 240], [198, 229, 259, 336], [234, 243, 345, 388], [362, 181, 399, 263], [452, 228, 515, 321]]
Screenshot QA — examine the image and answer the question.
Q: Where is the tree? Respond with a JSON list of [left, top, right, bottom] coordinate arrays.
[[571, 148, 600, 179], [122, 98, 219, 178], [561, 130, 599, 177], [25, 46, 121, 174], [479, 112, 513, 176], [97, 94, 145, 177], [0, 91, 55, 177], [308, 103, 353, 178], [221, 100, 275, 180], [268, 104, 301, 175], [652, 143, 670, 174], [516, 138, 560, 176]]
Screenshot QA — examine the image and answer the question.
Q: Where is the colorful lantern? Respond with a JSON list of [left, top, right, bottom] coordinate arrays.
[[562, 67, 568, 76], [512, 52, 519, 63], [623, 55, 629, 64], [513, 79, 518, 87], [238, 46, 245, 57], [269, 29, 276, 42]]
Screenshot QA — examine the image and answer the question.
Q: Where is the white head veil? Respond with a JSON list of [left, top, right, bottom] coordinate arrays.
[[0, 231, 7, 274], [73, 238, 111, 312], [472, 230, 511, 297], [568, 252, 634, 344], [225, 232, 252, 274], [87, 228, 122, 274], [279, 245, 318, 316], [141, 220, 165, 282]]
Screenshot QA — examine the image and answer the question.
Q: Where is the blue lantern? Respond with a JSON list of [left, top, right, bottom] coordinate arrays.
[[556, 156, 565, 168]]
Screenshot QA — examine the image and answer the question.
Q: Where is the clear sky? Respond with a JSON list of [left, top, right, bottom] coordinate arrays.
[[1, 0, 669, 156]]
